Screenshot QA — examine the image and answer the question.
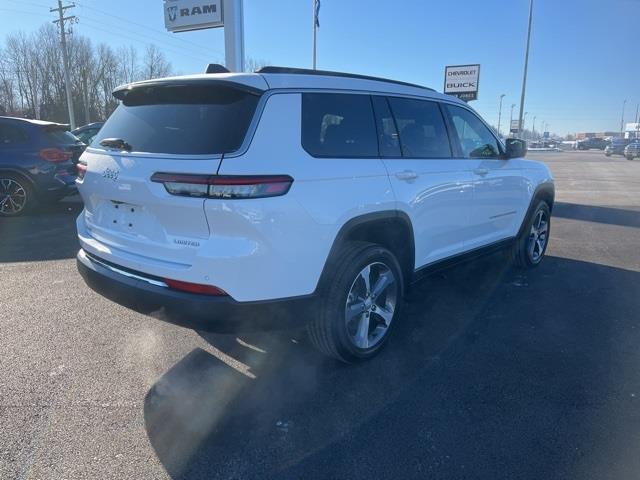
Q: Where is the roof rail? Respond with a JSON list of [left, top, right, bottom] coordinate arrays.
[[256, 66, 434, 92], [205, 63, 230, 74]]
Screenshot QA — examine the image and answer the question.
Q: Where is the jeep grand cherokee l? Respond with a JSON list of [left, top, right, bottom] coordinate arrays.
[[75, 67, 554, 362]]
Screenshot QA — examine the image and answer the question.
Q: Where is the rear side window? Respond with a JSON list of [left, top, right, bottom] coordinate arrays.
[[93, 84, 261, 155], [302, 93, 378, 158], [387, 97, 451, 158], [0, 124, 28, 145], [445, 105, 502, 158]]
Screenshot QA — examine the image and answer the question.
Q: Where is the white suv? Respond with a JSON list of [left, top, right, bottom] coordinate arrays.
[[76, 66, 554, 362]]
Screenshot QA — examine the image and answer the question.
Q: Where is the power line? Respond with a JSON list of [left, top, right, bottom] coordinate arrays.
[[75, 0, 223, 57], [77, 17, 218, 65]]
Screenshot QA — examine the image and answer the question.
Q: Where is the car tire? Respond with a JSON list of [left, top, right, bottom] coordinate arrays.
[[0, 173, 35, 217], [307, 241, 404, 363], [511, 201, 551, 269]]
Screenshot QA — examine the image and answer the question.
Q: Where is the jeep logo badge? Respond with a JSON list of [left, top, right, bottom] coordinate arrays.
[[102, 168, 119, 181]]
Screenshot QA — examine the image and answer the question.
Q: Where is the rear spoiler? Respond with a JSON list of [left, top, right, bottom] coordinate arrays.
[[113, 79, 264, 101]]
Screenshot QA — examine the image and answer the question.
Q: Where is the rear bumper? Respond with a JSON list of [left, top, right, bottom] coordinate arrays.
[[76, 249, 315, 332]]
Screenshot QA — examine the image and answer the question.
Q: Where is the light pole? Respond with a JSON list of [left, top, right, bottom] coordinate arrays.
[[532, 116, 537, 139], [518, 0, 534, 139], [524, 112, 529, 140], [620, 99, 627, 137], [509, 103, 516, 137], [497, 94, 506, 137]]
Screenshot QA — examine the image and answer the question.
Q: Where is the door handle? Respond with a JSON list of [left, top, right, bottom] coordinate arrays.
[[395, 170, 418, 181], [473, 168, 489, 176]]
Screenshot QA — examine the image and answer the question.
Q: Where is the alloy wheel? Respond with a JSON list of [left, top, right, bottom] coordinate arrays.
[[528, 209, 549, 263], [0, 178, 27, 215], [344, 262, 398, 349]]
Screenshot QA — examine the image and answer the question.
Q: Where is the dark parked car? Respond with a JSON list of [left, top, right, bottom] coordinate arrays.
[[624, 140, 640, 160], [71, 122, 104, 145], [605, 138, 630, 156], [0, 117, 84, 216], [576, 137, 608, 150]]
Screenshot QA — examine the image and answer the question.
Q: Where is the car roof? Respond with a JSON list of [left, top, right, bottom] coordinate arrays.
[[112, 68, 465, 105], [0, 116, 69, 129]]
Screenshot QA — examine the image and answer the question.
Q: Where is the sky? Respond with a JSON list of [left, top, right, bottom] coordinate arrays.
[[1, 0, 639, 136]]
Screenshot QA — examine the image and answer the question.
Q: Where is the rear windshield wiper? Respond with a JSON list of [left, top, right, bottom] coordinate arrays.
[[99, 138, 132, 151]]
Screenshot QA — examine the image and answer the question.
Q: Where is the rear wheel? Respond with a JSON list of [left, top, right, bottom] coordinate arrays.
[[0, 174, 34, 217], [307, 242, 404, 362], [511, 201, 551, 269]]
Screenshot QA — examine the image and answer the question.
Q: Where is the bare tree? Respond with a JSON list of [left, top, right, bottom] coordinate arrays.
[[141, 44, 171, 80], [0, 23, 174, 123]]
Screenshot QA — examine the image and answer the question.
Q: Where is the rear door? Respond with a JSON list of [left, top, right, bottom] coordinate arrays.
[[377, 96, 475, 268], [78, 81, 263, 264]]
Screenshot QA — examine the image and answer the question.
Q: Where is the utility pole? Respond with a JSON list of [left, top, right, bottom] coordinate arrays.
[[620, 99, 627, 137], [51, 0, 76, 129], [497, 94, 506, 137], [518, 0, 534, 139]]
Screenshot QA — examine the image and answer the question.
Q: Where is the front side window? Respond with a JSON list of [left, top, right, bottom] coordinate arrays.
[[446, 105, 501, 158], [387, 97, 451, 158], [302, 93, 378, 158]]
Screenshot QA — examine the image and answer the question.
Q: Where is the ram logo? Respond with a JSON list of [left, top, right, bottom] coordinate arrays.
[[167, 6, 178, 21]]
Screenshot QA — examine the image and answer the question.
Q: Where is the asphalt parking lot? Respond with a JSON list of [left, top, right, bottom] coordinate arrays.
[[1, 150, 640, 479]]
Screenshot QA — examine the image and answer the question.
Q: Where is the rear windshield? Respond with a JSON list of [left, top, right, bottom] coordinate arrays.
[[45, 128, 79, 144], [93, 84, 261, 155]]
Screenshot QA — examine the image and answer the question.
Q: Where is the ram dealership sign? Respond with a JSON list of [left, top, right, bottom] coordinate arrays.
[[164, 0, 223, 33], [444, 64, 480, 102]]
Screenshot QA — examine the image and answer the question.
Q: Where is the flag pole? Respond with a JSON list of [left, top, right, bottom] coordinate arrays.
[[312, 0, 317, 69]]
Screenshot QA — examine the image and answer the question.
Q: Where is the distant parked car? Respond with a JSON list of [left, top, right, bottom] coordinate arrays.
[[605, 138, 630, 157], [624, 140, 640, 160], [575, 137, 608, 150], [71, 122, 104, 145], [0, 117, 84, 216]]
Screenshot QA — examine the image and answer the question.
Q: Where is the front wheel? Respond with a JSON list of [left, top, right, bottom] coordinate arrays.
[[511, 201, 551, 269], [307, 242, 404, 363]]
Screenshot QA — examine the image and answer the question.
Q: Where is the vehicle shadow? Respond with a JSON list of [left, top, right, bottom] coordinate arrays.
[[143, 254, 640, 479], [553, 202, 640, 229], [0, 196, 82, 262]]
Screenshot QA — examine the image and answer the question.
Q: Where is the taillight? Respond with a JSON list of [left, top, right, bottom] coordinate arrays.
[[150, 173, 293, 199], [164, 278, 227, 296], [77, 162, 87, 180], [39, 148, 71, 162]]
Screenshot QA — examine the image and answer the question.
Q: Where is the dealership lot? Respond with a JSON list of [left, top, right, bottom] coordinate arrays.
[[1, 150, 640, 479]]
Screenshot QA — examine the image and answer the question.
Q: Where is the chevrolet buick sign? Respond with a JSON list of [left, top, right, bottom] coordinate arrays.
[[164, 0, 223, 33], [444, 64, 480, 101]]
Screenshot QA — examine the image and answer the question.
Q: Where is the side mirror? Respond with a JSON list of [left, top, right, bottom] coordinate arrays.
[[505, 138, 527, 159]]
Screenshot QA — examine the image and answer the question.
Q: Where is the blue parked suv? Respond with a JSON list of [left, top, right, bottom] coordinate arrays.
[[0, 117, 85, 216]]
